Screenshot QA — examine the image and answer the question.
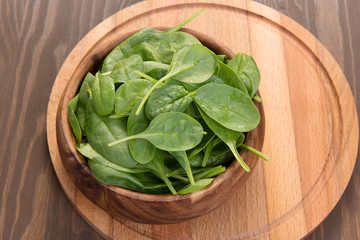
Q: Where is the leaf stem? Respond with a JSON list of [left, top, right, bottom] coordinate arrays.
[[240, 144, 270, 161], [108, 135, 138, 147], [169, 8, 204, 33], [253, 93, 261, 102], [135, 74, 171, 115], [229, 145, 250, 172], [162, 176, 178, 194], [134, 70, 158, 84], [170, 174, 189, 183]]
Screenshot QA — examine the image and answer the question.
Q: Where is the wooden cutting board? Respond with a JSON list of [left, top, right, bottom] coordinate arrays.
[[46, 0, 359, 239]]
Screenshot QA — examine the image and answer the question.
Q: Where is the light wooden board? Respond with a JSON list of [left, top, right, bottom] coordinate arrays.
[[46, 0, 359, 239]]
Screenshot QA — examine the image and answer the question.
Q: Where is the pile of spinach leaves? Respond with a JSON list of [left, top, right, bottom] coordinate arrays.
[[68, 9, 269, 195]]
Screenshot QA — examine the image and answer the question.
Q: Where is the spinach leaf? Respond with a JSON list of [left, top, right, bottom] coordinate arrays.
[[193, 83, 260, 132], [123, 42, 161, 62], [202, 137, 224, 167], [193, 165, 225, 180], [214, 61, 248, 94], [77, 143, 147, 173], [114, 79, 153, 118], [209, 134, 245, 158], [197, 106, 250, 172], [187, 119, 215, 158], [169, 151, 195, 185], [166, 44, 217, 84], [85, 99, 137, 168], [140, 149, 177, 194], [100, 46, 124, 73], [68, 94, 82, 143], [127, 101, 156, 164], [154, 31, 201, 64], [144, 61, 169, 79], [76, 72, 95, 131], [216, 54, 228, 63], [188, 151, 234, 168], [102, 54, 144, 83], [135, 44, 217, 115], [145, 84, 194, 120], [92, 72, 115, 116], [109, 112, 204, 152], [88, 160, 173, 194], [178, 178, 214, 194], [181, 74, 225, 91], [227, 52, 260, 98]]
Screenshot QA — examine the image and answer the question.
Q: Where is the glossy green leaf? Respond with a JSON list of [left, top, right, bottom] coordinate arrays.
[[145, 84, 194, 120], [76, 72, 95, 131], [214, 61, 248, 94], [197, 106, 250, 172], [84, 100, 137, 168], [140, 149, 177, 194], [227, 52, 260, 98], [181, 75, 225, 91], [127, 101, 156, 164], [216, 54, 228, 63], [77, 143, 147, 173], [144, 61, 169, 79], [92, 72, 115, 116], [178, 178, 214, 194], [88, 160, 174, 194], [169, 151, 194, 185], [114, 79, 153, 118], [103, 54, 144, 83], [166, 44, 217, 84], [123, 42, 162, 62], [193, 83, 260, 132], [109, 112, 204, 152], [154, 31, 201, 64], [68, 94, 82, 143]]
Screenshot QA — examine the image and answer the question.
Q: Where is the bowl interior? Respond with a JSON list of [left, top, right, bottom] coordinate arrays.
[[56, 27, 265, 223]]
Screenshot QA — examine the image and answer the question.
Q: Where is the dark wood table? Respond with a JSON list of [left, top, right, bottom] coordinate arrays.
[[1, 0, 359, 239]]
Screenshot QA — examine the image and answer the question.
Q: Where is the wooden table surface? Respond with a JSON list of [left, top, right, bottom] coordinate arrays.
[[1, 0, 359, 239]]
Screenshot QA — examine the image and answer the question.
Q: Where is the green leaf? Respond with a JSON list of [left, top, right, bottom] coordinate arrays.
[[127, 101, 156, 164], [77, 143, 147, 173], [227, 52, 260, 98], [109, 112, 204, 152], [169, 151, 195, 185], [76, 72, 95, 131], [84, 100, 137, 168], [167, 44, 217, 84], [140, 149, 177, 194], [88, 160, 175, 194], [178, 178, 214, 194], [68, 94, 82, 143], [114, 79, 153, 118], [135, 44, 217, 115], [214, 61, 248, 94], [92, 72, 115, 116], [103, 54, 144, 83], [193, 83, 260, 132], [197, 106, 250, 172], [144, 61, 169, 79], [123, 42, 162, 62], [153, 31, 201, 64], [145, 84, 194, 120]]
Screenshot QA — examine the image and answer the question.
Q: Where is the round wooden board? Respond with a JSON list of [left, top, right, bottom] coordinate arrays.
[[46, 0, 359, 239]]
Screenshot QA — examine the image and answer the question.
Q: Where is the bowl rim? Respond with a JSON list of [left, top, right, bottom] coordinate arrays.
[[56, 27, 265, 203]]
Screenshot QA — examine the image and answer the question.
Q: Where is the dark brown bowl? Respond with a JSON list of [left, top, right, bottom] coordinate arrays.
[[55, 28, 265, 224]]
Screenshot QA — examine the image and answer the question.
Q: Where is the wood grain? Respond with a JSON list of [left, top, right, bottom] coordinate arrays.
[[1, 0, 359, 239]]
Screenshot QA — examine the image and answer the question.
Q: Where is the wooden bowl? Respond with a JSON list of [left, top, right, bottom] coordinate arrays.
[[55, 28, 265, 224]]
